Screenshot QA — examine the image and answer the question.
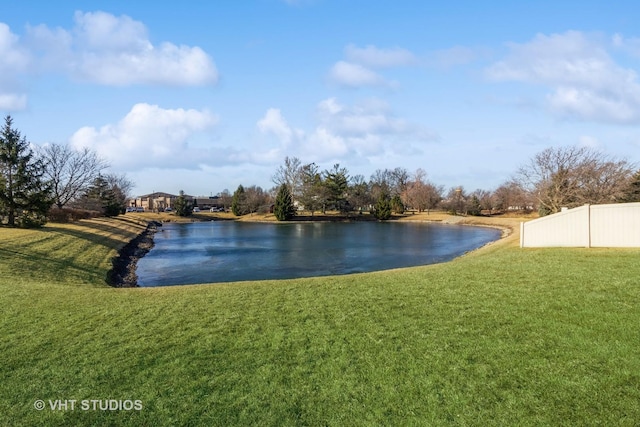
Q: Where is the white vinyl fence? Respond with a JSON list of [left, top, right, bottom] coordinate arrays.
[[520, 202, 640, 248]]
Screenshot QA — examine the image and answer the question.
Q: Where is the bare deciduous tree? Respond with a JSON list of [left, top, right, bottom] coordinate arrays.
[[405, 169, 443, 214], [217, 189, 232, 210], [442, 186, 467, 215], [389, 167, 410, 198], [244, 185, 270, 214], [516, 146, 634, 215], [470, 189, 493, 213], [369, 169, 392, 202], [40, 143, 109, 209], [347, 174, 371, 213], [492, 181, 531, 212], [272, 156, 302, 200]]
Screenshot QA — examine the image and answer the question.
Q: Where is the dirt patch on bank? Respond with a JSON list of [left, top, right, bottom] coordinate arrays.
[[107, 221, 162, 287]]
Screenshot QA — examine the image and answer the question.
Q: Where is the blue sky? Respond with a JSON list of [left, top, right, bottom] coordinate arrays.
[[2, 0, 640, 196]]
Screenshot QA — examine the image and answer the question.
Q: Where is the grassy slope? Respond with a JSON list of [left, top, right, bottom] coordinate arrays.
[[1, 216, 639, 426]]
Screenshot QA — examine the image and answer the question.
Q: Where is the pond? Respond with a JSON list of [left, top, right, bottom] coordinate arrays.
[[137, 221, 501, 286]]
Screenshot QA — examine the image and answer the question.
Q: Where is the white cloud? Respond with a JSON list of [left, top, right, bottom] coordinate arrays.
[[486, 31, 640, 123], [0, 23, 30, 72], [328, 61, 386, 88], [611, 33, 640, 58], [546, 87, 640, 123], [317, 97, 410, 136], [328, 44, 417, 88], [257, 108, 295, 144], [317, 97, 343, 115], [0, 23, 31, 110], [305, 127, 349, 159], [70, 103, 219, 169], [73, 11, 149, 52], [0, 94, 28, 110], [23, 11, 218, 86], [255, 98, 437, 165], [344, 44, 416, 68]]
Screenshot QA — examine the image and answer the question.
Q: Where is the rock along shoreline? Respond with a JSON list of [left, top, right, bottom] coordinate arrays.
[[107, 221, 162, 288]]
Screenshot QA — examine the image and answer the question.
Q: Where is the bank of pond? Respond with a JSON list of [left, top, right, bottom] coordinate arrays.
[[137, 221, 501, 286]]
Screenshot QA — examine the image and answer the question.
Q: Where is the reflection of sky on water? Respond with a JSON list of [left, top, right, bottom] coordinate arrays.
[[137, 222, 501, 286]]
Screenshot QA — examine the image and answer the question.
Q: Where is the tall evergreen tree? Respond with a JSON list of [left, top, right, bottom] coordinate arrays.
[[273, 184, 295, 221], [390, 194, 405, 214], [174, 190, 192, 217], [621, 170, 640, 202], [82, 175, 122, 216], [323, 163, 349, 212], [374, 193, 392, 220], [299, 163, 323, 216], [0, 116, 52, 227], [231, 185, 247, 216]]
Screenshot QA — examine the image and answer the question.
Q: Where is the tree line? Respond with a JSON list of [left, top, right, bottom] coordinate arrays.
[[3, 114, 638, 226], [0, 116, 132, 227], [228, 149, 639, 221]]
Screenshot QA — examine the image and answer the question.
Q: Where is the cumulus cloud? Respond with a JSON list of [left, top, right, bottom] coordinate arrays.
[[0, 23, 31, 110], [486, 31, 640, 123], [0, 23, 30, 72], [257, 108, 296, 144], [328, 61, 387, 88], [31, 11, 218, 86], [328, 44, 417, 88], [2, 11, 217, 88], [256, 98, 437, 164], [0, 11, 218, 110], [0, 94, 28, 110], [70, 103, 219, 169], [317, 97, 411, 136], [611, 33, 640, 58]]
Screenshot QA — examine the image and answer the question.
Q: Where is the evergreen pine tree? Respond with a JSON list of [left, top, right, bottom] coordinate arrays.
[[621, 170, 640, 202], [390, 194, 404, 214], [231, 185, 247, 216], [83, 175, 122, 216], [374, 193, 392, 220], [0, 116, 52, 227], [273, 184, 296, 221], [174, 190, 192, 217]]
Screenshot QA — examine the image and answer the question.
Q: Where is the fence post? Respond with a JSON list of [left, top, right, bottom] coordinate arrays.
[[520, 222, 524, 248], [586, 204, 591, 248]]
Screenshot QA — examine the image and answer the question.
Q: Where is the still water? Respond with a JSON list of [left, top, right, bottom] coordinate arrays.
[[137, 221, 501, 286]]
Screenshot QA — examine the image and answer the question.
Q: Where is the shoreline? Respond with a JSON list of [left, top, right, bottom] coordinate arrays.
[[107, 221, 162, 287]]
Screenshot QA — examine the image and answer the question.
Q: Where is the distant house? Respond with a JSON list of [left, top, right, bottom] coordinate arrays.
[[192, 196, 225, 210], [131, 192, 194, 212], [129, 192, 226, 212]]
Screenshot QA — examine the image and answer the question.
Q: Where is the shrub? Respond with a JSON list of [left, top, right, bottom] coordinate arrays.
[[48, 207, 101, 223]]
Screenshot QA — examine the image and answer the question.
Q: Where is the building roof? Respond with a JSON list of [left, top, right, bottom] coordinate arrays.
[[137, 192, 179, 199]]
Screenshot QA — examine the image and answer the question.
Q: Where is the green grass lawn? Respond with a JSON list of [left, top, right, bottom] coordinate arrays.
[[1, 217, 639, 426]]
